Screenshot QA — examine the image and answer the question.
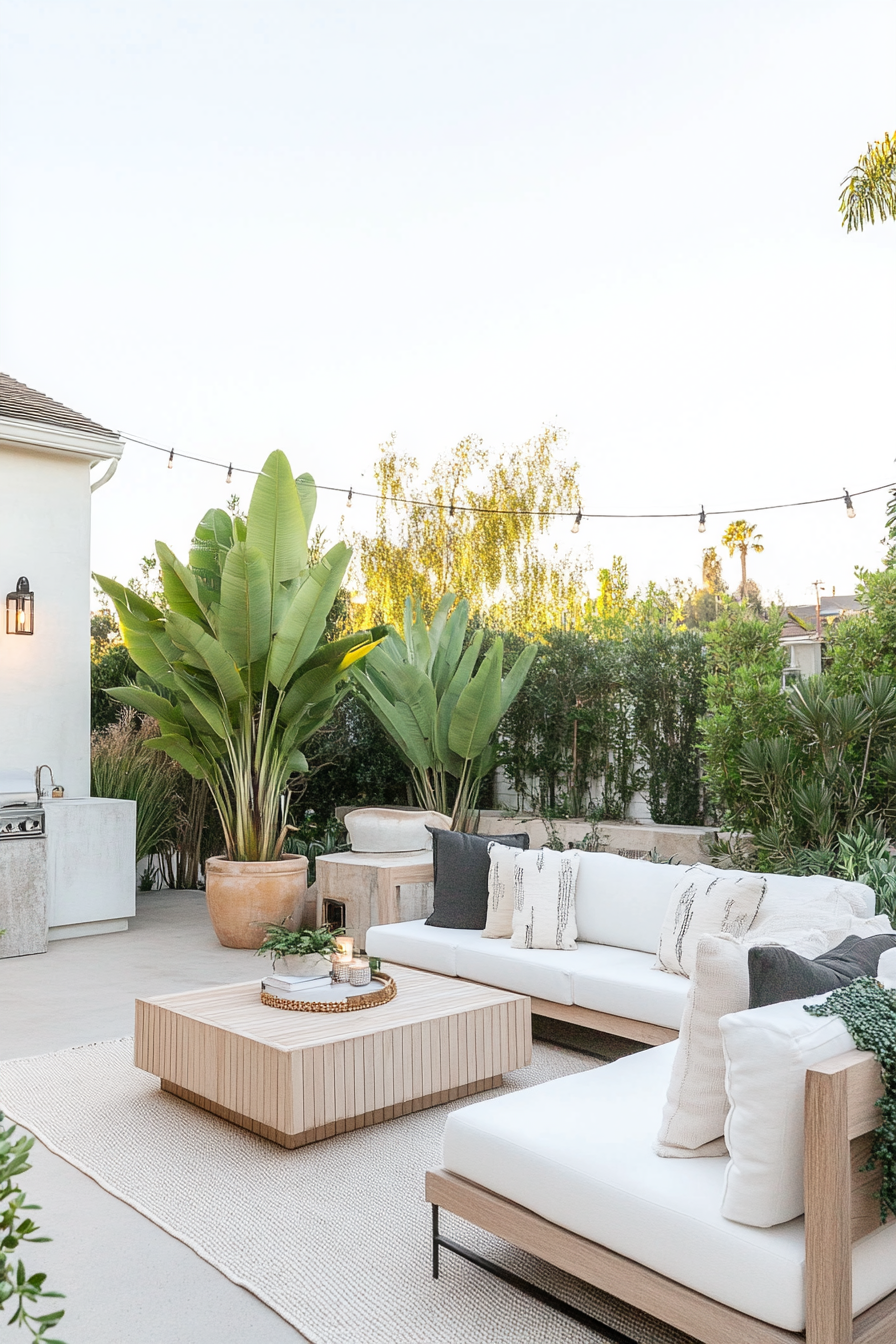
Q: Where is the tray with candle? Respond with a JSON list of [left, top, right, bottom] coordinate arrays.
[[260, 972, 396, 1013], [260, 937, 396, 1012]]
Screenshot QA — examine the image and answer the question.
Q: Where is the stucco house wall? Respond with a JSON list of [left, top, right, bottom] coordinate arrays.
[[0, 375, 124, 799]]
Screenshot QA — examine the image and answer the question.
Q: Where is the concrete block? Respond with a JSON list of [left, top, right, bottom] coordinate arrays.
[[0, 837, 47, 957]]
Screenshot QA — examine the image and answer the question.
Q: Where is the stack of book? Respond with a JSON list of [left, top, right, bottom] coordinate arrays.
[[261, 973, 334, 1001]]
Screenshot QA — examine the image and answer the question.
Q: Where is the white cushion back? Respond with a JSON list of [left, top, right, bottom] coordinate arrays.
[[574, 852, 681, 953], [719, 995, 854, 1227], [757, 871, 875, 921]]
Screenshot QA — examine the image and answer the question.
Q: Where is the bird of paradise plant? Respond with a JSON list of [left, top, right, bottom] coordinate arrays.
[[94, 451, 386, 862]]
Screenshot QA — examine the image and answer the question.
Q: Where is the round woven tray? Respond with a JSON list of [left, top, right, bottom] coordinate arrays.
[[260, 972, 397, 1013]]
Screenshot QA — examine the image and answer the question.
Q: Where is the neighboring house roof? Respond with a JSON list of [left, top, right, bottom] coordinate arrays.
[[0, 372, 118, 439], [780, 595, 864, 641]]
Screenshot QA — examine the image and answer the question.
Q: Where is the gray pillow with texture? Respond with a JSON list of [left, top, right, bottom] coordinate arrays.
[[747, 932, 896, 1010], [424, 828, 530, 930]]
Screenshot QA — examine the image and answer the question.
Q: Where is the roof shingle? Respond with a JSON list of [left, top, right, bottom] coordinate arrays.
[[0, 372, 119, 440]]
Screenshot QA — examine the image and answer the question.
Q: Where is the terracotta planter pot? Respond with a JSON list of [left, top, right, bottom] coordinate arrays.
[[204, 856, 309, 949]]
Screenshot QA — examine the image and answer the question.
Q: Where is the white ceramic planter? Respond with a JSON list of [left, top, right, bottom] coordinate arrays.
[[274, 952, 332, 978]]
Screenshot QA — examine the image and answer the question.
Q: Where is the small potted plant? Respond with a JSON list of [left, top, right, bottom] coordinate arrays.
[[256, 923, 343, 978]]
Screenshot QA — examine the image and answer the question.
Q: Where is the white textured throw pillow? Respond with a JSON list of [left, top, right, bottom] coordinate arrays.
[[720, 995, 855, 1227], [655, 934, 748, 1157], [482, 842, 519, 939], [656, 864, 767, 978], [510, 848, 580, 951]]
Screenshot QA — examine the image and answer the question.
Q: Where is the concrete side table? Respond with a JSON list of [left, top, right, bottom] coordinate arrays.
[[315, 849, 434, 947]]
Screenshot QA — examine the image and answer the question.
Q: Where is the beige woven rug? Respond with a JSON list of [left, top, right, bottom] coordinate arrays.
[[0, 1039, 694, 1344]]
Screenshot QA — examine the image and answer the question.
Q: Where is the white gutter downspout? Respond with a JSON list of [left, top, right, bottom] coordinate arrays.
[[90, 458, 119, 492]]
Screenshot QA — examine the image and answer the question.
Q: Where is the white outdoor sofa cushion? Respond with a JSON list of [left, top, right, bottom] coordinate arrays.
[[440, 1041, 896, 1333], [365, 920, 691, 1028]]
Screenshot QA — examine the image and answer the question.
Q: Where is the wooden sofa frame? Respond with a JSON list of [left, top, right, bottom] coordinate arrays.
[[426, 1047, 895, 1344]]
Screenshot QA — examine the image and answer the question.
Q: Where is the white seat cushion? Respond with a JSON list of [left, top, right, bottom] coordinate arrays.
[[366, 921, 687, 1023], [365, 920, 459, 977], [455, 937, 576, 1003], [441, 1043, 896, 1331], [570, 943, 689, 1029], [574, 853, 680, 954]]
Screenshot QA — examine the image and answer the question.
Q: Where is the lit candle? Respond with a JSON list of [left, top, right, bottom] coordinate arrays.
[[332, 936, 354, 981], [348, 956, 371, 987]]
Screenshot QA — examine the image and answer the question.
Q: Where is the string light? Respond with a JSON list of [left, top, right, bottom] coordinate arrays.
[[571, 509, 582, 534], [122, 431, 895, 526], [226, 464, 233, 484], [346, 486, 353, 508]]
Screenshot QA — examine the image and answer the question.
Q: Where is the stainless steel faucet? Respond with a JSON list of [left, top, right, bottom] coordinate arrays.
[[34, 765, 55, 799]]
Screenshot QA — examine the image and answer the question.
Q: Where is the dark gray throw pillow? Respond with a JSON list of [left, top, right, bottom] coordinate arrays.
[[748, 932, 896, 1010], [424, 828, 530, 930]]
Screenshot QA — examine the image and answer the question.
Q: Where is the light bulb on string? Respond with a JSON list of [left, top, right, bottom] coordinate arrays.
[[843, 489, 856, 519], [698, 506, 706, 533], [346, 487, 353, 508], [167, 448, 174, 470], [571, 509, 582, 534], [226, 464, 232, 484]]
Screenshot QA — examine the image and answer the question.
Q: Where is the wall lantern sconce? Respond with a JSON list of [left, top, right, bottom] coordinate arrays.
[[6, 577, 34, 635]]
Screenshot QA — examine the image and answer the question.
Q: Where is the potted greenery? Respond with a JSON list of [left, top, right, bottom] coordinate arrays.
[[256, 923, 343, 977], [95, 451, 386, 948]]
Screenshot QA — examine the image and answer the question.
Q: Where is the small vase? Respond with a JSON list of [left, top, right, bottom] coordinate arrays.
[[275, 953, 332, 979]]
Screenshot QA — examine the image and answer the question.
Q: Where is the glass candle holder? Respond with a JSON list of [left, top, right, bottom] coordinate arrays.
[[332, 960, 352, 982], [348, 957, 371, 987]]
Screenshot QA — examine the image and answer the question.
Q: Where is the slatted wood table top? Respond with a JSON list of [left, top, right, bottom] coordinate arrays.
[[135, 964, 532, 1148]]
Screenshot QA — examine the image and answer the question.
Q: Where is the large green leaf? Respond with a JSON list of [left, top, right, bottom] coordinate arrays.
[[156, 542, 211, 627], [426, 594, 455, 676], [166, 612, 247, 704], [218, 543, 272, 668], [143, 734, 214, 780], [172, 672, 229, 739], [268, 544, 352, 689], [93, 573, 162, 623], [105, 685, 187, 726], [434, 632, 483, 767], [431, 598, 469, 698], [352, 674, 434, 773], [448, 640, 503, 760], [295, 472, 317, 544], [500, 643, 539, 714], [247, 450, 307, 584]]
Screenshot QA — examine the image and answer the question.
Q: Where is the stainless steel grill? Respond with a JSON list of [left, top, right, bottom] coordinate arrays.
[[0, 803, 45, 840], [0, 768, 45, 841]]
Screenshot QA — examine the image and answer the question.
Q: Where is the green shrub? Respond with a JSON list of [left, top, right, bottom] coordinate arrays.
[[0, 1110, 66, 1341]]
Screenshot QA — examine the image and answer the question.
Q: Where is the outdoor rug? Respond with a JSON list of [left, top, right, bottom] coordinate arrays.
[[0, 1038, 696, 1344]]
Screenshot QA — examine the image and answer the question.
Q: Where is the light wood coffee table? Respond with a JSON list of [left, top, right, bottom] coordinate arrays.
[[134, 964, 531, 1148]]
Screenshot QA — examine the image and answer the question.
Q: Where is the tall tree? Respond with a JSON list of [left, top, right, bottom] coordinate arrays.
[[701, 546, 726, 594], [721, 520, 764, 599], [840, 132, 896, 232], [351, 430, 588, 633]]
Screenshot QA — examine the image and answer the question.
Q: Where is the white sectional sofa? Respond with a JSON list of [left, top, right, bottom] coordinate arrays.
[[427, 1033, 896, 1343], [366, 851, 877, 1045]]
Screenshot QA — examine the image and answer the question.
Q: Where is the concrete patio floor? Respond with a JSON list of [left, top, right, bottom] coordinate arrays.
[[0, 890, 310, 1344]]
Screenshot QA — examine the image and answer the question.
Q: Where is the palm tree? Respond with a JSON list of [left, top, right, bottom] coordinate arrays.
[[721, 520, 764, 599], [840, 132, 896, 232]]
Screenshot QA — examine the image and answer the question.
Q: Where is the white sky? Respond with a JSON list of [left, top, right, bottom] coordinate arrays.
[[2, 0, 894, 608]]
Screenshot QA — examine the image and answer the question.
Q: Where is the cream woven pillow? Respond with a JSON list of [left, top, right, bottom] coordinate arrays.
[[482, 842, 519, 939], [655, 934, 748, 1157], [656, 864, 766, 978], [510, 848, 580, 951]]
